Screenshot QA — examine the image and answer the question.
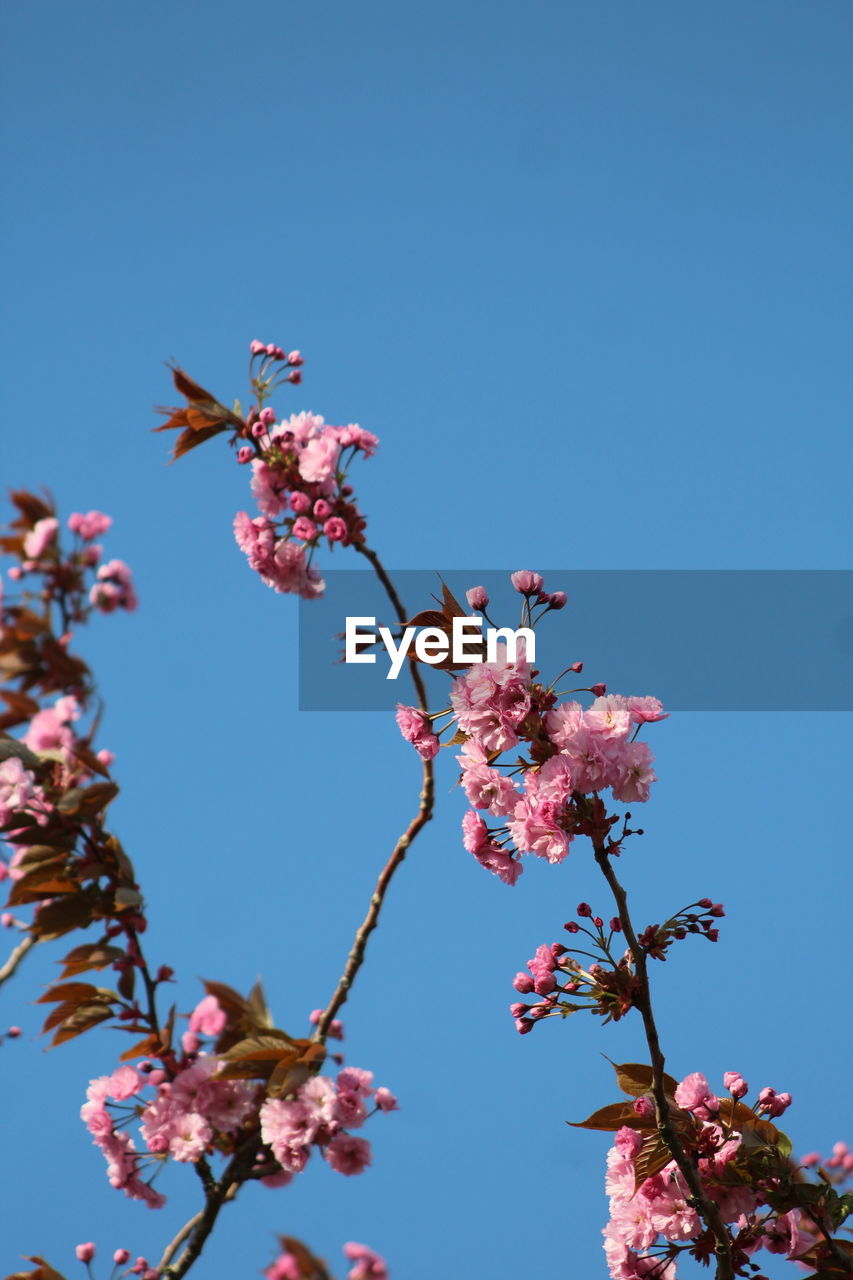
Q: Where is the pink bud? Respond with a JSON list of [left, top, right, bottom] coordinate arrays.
[[287, 370, 302, 384], [723, 1071, 748, 1099], [466, 586, 489, 610], [510, 1002, 527, 1019], [576, 902, 592, 918], [548, 591, 567, 609], [633, 1096, 654, 1119], [288, 350, 304, 366], [513, 972, 535, 993], [313, 499, 332, 519], [610, 917, 622, 932], [590, 683, 607, 697], [800, 1152, 820, 1167], [1, 913, 14, 927], [259, 407, 276, 426], [7, 1025, 21, 1038], [698, 898, 713, 908], [237, 446, 253, 464], [569, 661, 583, 672], [75, 1244, 96, 1263], [289, 491, 311, 514], [564, 921, 580, 933], [515, 1018, 533, 1035], [250, 340, 265, 354], [113, 1251, 130, 1266]]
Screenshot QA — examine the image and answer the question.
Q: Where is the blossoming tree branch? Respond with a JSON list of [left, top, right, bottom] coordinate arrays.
[[1, 343, 850, 1280]]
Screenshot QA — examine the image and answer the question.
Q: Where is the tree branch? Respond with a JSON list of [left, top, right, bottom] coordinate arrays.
[[0, 932, 37, 991], [594, 845, 735, 1280], [315, 545, 434, 1041]]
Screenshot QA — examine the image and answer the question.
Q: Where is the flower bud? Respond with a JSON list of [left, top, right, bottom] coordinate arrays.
[[113, 1250, 131, 1265], [466, 585, 489, 610], [723, 1071, 748, 1099], [75, 1244, 96, 1263], [512, 972, 535, 993], [549, 591, 567, 609], [590, 683, 606, 697], [576, 902, 592, 918]]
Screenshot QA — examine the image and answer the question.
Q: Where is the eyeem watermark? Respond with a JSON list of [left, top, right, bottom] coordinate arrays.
[[345, 615, 536, 679]]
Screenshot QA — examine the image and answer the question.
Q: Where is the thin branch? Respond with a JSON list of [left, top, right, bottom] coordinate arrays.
[[0, 932, 37, 990], [315, 544, 434, 1041], [156, 1210, 204, 1272], [594, 845, 735, 1280]]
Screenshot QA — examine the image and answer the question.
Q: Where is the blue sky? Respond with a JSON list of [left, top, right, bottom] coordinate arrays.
[[1, 3, 851, 1278]]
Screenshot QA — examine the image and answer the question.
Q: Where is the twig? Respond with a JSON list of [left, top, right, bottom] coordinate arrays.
[[315, 544, 434, 1040], [0, 932, 37, 990], [594, 845, 735, 1280]]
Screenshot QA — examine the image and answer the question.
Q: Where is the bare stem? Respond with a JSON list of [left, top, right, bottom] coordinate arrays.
[[315, 544, 434, 1040], [594, 845, 735, 1280], [0, 932, 37, 990]]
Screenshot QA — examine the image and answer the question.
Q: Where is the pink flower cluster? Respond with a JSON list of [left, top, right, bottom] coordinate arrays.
[[82, 1054, 256, 1208], [603, 1072, 808, 1279], [233, 352, 378, 597], [259, 1064, 397, 1180], [0, 757, 45, 829], [264, 1242, 388, 1280], [11, 508, 137, 615], [396, 574, 667, 884]]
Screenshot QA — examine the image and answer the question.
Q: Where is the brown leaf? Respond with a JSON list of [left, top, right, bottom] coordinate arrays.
[[51, 1004, 113, 1046], [610, 1061, 680, 1100], [30, 891, 96, 940], [634, 1134, 677, 1190], [266, 1042, 328, 1098], [5, 1256, 67, 1280], [567, 1101, 645, 1132], [216, 1031, 299, 1081], [59, 942, 124, 977], [276, 1237, 333, 1280]]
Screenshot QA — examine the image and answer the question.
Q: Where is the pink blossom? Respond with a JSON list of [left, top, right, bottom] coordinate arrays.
[[608, 740, 657, 804], [507, 796, 570, 863], [374, 1087, 398, 1112], [544, 700, 585, 747], [323, 516, 348, 541], [292, 515, 318, 542], [265, 1254, 301, 1280], [511, 570, 543, 594], [627, 696, 668, 723], [674, 1072, 717, 1115], [343, 1242, 389, 1280], [299, 433, 341, 484], [90, 559, 137, 613], [324, 1132, 372, 1175], [472, 842, 523, 885], [188, 994, 226, 1039], [23, 517, 58, 560], [459, 758, 520, 816], [0, 757, 41, 824], [68, 511, 112, 540], [585, 695, 632, 740], [466, 586, 489, 610], [722, 1071, 748, 1099]]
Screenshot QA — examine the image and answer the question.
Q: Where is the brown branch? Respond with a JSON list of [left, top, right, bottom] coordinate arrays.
[[315, 544, 434, 1041], [594, 845, 735, 1280], [0, 932, 37, 990]]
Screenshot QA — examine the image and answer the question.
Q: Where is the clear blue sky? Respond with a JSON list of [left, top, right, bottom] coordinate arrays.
[[1, 3, 851, 1277]]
